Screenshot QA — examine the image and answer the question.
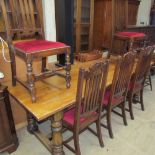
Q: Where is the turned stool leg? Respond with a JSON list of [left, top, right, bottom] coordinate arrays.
[[65, 49, 71, 88], [51, 112, 65, 155], [128, 38, 134, 51], [42, 57, 47, 72], [26, 56, 36, 102]]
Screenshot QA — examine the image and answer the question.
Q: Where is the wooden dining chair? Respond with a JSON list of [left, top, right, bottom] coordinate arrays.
[[127, 46, 154, 120], [0, 0, 71, 102], [101, 52, 136, 138], [62, 61, 109, 155]]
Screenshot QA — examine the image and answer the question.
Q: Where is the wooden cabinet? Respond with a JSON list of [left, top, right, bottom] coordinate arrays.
[[128, 0, 141, 25], [93, 0, 141, 53], [74, 0, 94, 53], [93, 0, 128, 51], [93, 0, 113, 50], [55, 0, 74, 64], [0, 85, 18, 154]]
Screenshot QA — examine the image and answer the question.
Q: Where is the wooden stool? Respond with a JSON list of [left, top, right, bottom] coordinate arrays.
[[114, 31, 146, 52], [0, 0, 71, 102]]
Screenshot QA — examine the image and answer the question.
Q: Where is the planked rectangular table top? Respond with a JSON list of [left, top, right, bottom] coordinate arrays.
[[8, 59, 116, 122]]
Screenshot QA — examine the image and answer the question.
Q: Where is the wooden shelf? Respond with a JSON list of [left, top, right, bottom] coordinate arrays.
[[74, 32, 89, 36], [81, 23, 90, 26]]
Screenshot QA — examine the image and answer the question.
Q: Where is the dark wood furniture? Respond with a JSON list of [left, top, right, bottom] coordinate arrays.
[[144, 72, 152, 91], [0, 0, 71, 102], [0, 0, 44, 39], [113, 31, 146, 54], [74, 0, 94, 53], [150, 0, 155, 25], [112, 0, 146, 55], [93, 0, 143, 55], [93, 0, 113, 50], [128, 46, 154, 120], [101, 52, 136, 138], [127, 25, 155, 45], [63, 61, 109, 155], [93, 0, 130, 51], [8, 59, 116, 155], [55, 0, 74, 65], [128, 0, 141, 25], [0, 85, 18, 154]]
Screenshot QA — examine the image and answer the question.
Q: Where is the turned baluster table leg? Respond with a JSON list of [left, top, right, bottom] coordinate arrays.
[[65, 48, 71, 88], [51, 112, 65, 155]]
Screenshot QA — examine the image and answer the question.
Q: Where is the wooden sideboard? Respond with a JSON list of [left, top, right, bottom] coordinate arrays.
[[0, 85, 18, 153]]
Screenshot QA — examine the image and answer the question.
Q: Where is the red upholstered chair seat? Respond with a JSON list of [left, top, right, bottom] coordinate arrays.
[[128, 82, 143, 91], [63, 108, 97, 126], [14, 40, 67, 53], [103, 91, 125, 106], [115, 32, 145, 38]]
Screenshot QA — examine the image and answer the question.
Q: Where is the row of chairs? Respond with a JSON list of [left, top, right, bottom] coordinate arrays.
[[62, 46, 154, 155]]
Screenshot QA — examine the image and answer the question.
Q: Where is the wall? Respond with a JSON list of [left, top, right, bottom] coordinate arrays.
[[136, 0, 153, 25], [42, 0, 57, 62]]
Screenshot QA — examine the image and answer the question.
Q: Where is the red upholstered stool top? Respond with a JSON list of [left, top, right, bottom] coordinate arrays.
[[14, 40, 67, 53], [115, 31, 146, 38]]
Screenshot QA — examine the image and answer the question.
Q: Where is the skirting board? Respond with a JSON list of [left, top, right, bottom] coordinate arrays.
[[15, 121, 27, 130]]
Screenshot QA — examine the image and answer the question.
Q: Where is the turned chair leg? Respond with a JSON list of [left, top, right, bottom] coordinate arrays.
[[140, 89, 144, 111], [26, 58, 36, 102], [148, 74, 153, 91], [96, 119, 104, 147], [144, 73, 153, 91], [107, 110, 114, 139], [9, 46, 17, 86], [128, 94, 134, 120], [41, 57, 47, 72], [121, 102, 127, 126], [65, 52, 71, 88], [73, 132, 81, 155]]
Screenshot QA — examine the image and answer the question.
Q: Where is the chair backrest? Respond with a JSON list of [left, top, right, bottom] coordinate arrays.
[[108, 52, 136, 105], [0, 0, 44, 42], [75, 61, 109, 125], [132, 46, 154, 89]]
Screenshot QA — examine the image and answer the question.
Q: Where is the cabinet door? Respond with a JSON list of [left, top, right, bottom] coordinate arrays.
[[0, 98, 12, 150]]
